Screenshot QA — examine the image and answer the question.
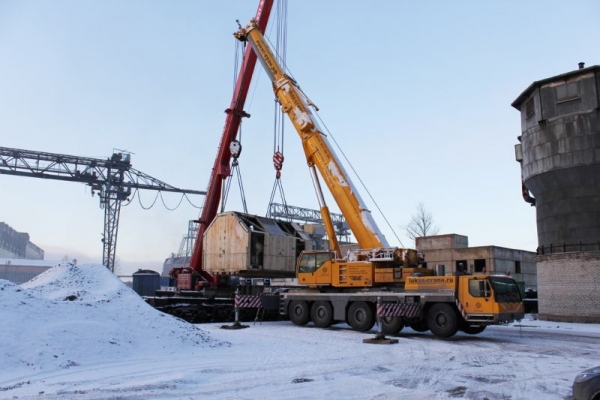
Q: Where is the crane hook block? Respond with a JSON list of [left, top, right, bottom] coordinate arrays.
[[230, 140, 242, 159], [273, 151, 284, 170]]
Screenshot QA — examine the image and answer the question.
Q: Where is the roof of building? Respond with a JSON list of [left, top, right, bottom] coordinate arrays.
[[511, 64, 600, 109], [0, 259, 60, 268]]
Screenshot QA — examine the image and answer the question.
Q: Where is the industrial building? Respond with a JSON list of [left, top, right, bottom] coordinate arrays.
[[416, 234, 537, 291], [513, 63, 600, 322], [0, 222, 44, 260], [0, 222, 54, 284], [0, 259, 56, 285]]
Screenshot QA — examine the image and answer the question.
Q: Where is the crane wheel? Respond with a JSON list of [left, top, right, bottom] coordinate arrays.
[[347, 302, 375, 332], [311, 301, 334, 328], [409, 320, 429, 332], [289, 300, 310, 326], [427, 303, 458, 338], [214, 307, 230, 322], [381, 317, 404, 334], [193, 309, 209, 323], [461, 324, 486, 335]]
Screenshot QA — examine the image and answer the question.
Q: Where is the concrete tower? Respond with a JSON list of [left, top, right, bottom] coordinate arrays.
[[512, 64, 600, 322]]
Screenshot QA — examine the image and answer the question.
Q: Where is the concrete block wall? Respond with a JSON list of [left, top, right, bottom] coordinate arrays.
[[416, 234, 468, 251], [537, 252, 600, 323], [514, 68, 600, 250]]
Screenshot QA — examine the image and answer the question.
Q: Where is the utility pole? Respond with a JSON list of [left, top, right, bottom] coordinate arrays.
[[0, 146, 205, 271]]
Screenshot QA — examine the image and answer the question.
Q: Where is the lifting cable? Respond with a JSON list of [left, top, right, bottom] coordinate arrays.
[[232, 34, 241, 91], [221, 155, 248, 214], [221, 38, 250, 214], [314, 113, 406, 248], [267, 0, 290, 220], [221, 136, 248, 214]]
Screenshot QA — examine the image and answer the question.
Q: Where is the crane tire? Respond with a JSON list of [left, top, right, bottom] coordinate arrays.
[[461, 324, 486, 335], [381, 317, 404, 334], [311, 301, 334, 328], [347, 302, 375, 332], [427, 303, 459, 338], [214, 307, 229, 322], [289, 300, 310, 326], [194, 309, 209, 323], [409, 320, 429, 332]]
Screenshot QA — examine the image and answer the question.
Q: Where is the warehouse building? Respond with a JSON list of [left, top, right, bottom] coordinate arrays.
[[0, 259, 57, 284], [0, 221, 53, 284], [0, 222, 44, 260], [416, 234, 537, 291]]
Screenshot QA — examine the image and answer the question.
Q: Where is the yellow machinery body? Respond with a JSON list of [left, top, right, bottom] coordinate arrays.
[[297, 250, 432, 288], [406, 274, 524, 318]]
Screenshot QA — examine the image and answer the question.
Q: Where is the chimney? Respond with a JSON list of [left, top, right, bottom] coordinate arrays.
[[578, 62, 585, 70]]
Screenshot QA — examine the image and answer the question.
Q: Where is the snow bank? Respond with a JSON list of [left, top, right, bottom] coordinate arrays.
[[0, 263, 226, 376]]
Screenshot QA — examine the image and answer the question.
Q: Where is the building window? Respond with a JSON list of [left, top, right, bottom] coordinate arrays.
[[455, 260, 468, 274], [515, 261, 521, 274], [525, 97, 534, 118], [474, 259, 486, 273], [556, 81, 580, 103]]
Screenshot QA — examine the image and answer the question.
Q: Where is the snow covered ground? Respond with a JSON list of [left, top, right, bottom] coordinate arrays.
[[1, 263, 599, 399]]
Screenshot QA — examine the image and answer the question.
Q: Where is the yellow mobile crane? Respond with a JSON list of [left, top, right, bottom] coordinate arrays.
[[234, 20, 428, 289], [234, 20, 524, 338]]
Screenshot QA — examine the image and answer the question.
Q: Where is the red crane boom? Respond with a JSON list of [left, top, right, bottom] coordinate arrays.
[[188, 0, 274, 284]]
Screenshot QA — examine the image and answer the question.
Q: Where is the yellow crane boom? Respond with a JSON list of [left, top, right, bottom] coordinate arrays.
[[235, 19, 390, 254]]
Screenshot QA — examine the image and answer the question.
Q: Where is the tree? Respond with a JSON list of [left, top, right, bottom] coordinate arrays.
[[405, 202, 440, 241], [62, 255, 77, 265], [113, 257, 122, 275]]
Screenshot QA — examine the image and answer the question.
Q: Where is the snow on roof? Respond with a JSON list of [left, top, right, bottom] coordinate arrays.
[[1, 258, 59, 268], [1, 263, 227, 376]]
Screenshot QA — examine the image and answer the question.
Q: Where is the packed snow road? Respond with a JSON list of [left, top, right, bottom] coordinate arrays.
[[3, 319, 599, 399], [2, 265, 598, 399]]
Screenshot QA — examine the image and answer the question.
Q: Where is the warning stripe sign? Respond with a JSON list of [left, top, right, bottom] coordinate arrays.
[[376, 303, 421, 319], [234, 295, 262, 309], [455, 299, 468, 320]]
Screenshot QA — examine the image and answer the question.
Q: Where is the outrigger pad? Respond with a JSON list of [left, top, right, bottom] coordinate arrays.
[[220, 322, 250, 330], [362, 336, 399, 345], [363, 332, 398, 344]]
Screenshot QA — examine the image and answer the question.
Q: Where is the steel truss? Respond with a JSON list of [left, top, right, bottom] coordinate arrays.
[[0, 146, 205, 271]]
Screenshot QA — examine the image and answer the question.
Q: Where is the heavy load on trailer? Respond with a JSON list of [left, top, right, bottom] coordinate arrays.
[[147, 212, 306, 322], [203, 211, 311, 277]]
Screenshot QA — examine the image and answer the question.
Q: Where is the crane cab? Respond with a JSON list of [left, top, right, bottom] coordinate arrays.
[[297, 250, 375, 287], [297, 250, 335, 286], [458, 275, 524, 323]]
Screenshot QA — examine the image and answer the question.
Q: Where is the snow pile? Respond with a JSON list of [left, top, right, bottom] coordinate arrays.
[[0, 263, 226, 376]]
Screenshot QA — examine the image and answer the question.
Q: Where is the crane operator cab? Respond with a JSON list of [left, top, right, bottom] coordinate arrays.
[[456, 275, 524, 323], [296, 250, 381, 288], [297, 250, 336, 286]]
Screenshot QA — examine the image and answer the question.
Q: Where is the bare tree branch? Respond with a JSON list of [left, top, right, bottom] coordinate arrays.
[[405, 202, 440, 241]]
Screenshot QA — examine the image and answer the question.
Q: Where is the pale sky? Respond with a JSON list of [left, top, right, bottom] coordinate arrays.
[[1, 0, 598, 275]]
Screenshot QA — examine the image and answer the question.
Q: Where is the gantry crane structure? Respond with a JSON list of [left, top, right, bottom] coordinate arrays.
[[267, 202, 350, 242], [0, 146, 205, 271]]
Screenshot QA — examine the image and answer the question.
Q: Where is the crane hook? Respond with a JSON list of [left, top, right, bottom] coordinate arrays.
[[273, 151, 284, 179]]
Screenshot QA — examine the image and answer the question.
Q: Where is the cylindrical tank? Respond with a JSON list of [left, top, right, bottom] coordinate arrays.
[[132, 269, 160, 297], [513, 65, 600, 322]]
